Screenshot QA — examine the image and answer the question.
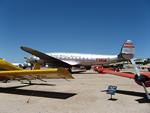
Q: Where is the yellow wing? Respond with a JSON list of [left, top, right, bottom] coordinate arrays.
[[0, 59, 22, 70], [0, 68, 74, 79], [0, 59, 74, 80]]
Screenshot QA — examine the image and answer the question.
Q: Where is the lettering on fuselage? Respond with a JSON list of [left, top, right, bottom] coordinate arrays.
[[96, 58, 107, 63]]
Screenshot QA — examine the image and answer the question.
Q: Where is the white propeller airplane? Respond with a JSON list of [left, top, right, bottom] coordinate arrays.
[[21, 40, 135, 72]]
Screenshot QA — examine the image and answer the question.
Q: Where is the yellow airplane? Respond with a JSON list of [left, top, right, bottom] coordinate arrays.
[[0, 58, 74, 83]]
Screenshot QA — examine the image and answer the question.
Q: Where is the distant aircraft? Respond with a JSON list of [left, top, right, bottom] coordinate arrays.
[[95, 59, 150, 99], [0, 58, 73, 84], [13, 62, 31, 69], [21, 40, 135, 72]]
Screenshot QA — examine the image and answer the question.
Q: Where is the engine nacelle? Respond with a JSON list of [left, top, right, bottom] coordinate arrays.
[[134, 74, 150, 87], [25, 57, 44, 64]]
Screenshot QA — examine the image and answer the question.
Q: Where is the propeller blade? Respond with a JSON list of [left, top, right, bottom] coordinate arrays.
[[130, 59, 140, 77]]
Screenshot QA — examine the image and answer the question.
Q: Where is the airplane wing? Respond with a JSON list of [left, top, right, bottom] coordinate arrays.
[[141, 72, 150, 78], [0, 59, 22, 70], [99, 68, 135, 79], [20, 46, 71, 68], [0, 68, 74, 80]]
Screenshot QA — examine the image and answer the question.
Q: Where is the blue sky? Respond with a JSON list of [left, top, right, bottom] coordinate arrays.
[[0, 0, 150, 62]]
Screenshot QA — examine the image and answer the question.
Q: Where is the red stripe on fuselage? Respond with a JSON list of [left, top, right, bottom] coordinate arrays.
[[123, 45, 135, 48], [123, 43, 134, 48]]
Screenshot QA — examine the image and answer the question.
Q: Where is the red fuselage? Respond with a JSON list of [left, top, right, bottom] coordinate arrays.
[[94, 66, 150, 87]]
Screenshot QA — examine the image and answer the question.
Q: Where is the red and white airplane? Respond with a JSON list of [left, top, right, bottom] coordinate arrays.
[[95, 59, 150, 99], [20, 40, 135, 72]]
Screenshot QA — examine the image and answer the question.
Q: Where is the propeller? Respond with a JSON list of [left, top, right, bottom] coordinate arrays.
[[130, 59, 140, 77], [24, 57, 33, 70], [130, 59, 150, 99], [24, 57, 44, 70]]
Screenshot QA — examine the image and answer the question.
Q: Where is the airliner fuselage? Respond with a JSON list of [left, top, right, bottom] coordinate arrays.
[[21, 40, 135, 71], [46, 53, 118, 66]]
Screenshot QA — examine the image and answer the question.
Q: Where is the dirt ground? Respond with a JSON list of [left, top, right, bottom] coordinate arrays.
[[0, 70, 149, 113]]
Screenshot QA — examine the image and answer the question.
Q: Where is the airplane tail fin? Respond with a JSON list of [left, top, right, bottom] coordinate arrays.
[[118, 40, 135, 60]]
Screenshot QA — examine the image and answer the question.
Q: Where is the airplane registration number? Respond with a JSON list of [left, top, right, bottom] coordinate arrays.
[[96, 58, 107, 62]]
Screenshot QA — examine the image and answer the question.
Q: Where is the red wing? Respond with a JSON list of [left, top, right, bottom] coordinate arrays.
[[141, 72, 150, 78], [101, 69, 135, 79]]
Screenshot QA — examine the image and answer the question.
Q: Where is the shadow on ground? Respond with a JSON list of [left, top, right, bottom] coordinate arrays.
[[21, 82, 56, 86], [108, 98, 118, 101], [116, 90, 150, 103], [0, 85, 76, 99], [102, 89, 150, 103]]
